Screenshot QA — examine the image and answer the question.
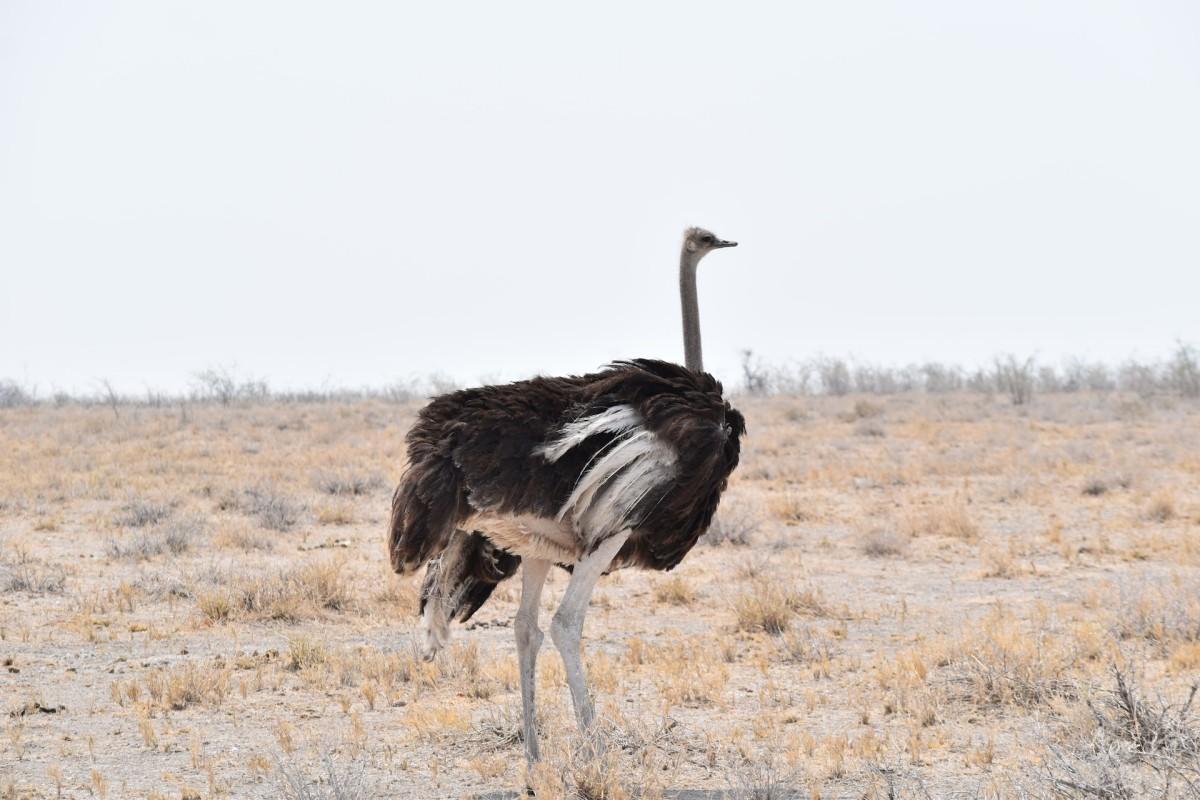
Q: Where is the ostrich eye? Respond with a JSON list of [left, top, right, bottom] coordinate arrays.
[[700, 234, 714, 244]]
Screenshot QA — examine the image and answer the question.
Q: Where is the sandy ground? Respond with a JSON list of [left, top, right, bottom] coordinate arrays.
[[2, 392, 1199, 799]]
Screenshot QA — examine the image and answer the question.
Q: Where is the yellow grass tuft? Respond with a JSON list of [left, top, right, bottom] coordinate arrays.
[[904, 499, 979, 540], [197, 558, 352, 623], [653, 574, 697, 606]]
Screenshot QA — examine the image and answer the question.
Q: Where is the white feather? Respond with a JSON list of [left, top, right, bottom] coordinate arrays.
[[537, 406, 678, 545], [535, 404, 641, 463]]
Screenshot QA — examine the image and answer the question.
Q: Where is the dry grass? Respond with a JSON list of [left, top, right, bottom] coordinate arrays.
[[0, 548, 66, 594], [652, 574, 697, 606], [107, 514, 205, 560], [651, 637, 730, 707], [235, 484, 304, 531], [312, 470, 385, 497], [2, 393, 1199, 797], [942, 608, 1077, 708], [903, 499, 980, 540], [1145, 490, 1177, 523], [767, 491, 809, 524], [112, 662, 232, 713], [197, 559, 353, 622], [857, 527, 909, 558], [732, 578, 831, 634], [113, 499, 173, 528]]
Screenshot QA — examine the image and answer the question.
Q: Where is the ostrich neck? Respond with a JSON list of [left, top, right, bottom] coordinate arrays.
[[679, 249, 703, 372]]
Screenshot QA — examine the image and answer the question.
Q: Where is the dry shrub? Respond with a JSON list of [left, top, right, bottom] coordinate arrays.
[[1109, 578, 1200, 647], [733, 579, 830, 635], [944, 608, 1076, 708], [768, 491, 809, 524], [904, 500, 979, 540], [466, 704, 525, 752], [979, 540, 1026, 579], [312, 470, 385, 497], [776, 625, 835, 667], [275, 748, 374, 800], [653, 574, 696, 606], [239, 485, 303, 531], [529, 747, 628, 800], [107, 515, 205, 560], [1170, 642, 1200, 673], [295, 641, 451, 696], [372, 579, 419, 611], [735, 581, 796, 635], [1083, 473, 1133, 497], [734, 555, 772, 580], [315, 501, 355, 526], [527, 721, 674, 800], [723, 747, 805, 800], [652, 637, 729, 707], [568, 753, 627, 800], [703, 499, 762, 546], [404, 699, 470, 739], [137, 663, 231, 712], [854, 420, 886, 438], [858, 528, 909, 558], [1037, 667, 1200, 799], [286, 635, 329, 672], [1, 547, 66, 594], [1145, 490, 1176, 523], [212, 521, 273, 552], [114, 499, 172, 528], [198, 559, 352, 623]]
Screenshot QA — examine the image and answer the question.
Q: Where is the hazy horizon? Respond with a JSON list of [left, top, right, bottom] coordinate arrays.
[[4, 1, 1199, 395]]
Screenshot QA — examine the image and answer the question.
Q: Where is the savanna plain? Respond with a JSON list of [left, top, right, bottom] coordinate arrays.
[[2, 389, 1199, 799]]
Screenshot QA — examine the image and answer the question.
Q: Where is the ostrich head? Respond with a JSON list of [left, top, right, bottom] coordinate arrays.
[[683, 227, 737, 258], [679, 226, 736, 373]]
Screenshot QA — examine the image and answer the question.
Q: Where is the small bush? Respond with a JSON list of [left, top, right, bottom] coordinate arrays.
[[703, 500, 761, 546], [1, 559, 66, 594], [1144, 491, 1176, 523], [0, 379, 35, 407], [904, 501, 979, 540], [995, 355, 1036, 406], [723, 751, 805, 800], [1037, 667, 1200, 798], [776, 625, 835, 665], [858, 528, 909, 558], [732, 580, 829, 635], [653, 574, 697, 606], [312, 471, 385, 497], [198, 560, 352, 623], [107, 515, 205, 560], [944, 610, 1075, 708], [149, 662, 230, 710], [286, 635, 329, 672], [212, 522, 273, 552], [1109, 579, 1200, 646], [240, 485, 303, 531], [276, 749, 374, 800], [114, 500, 172, 528]]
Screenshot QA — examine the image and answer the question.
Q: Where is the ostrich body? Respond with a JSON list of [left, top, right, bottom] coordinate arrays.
[[388, 227, 743, 766]]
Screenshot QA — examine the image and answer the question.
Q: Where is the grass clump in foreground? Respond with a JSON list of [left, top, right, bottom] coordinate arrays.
[[107, 515, 205, 560], [197, 559, 352, 623]]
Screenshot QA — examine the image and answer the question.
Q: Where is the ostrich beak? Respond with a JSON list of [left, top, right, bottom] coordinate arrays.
[[716, 239, 737, 248]]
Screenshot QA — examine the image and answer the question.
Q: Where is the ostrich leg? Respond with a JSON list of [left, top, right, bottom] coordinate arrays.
[[515, 558, 551, 765], [549, 531, 630, 739]]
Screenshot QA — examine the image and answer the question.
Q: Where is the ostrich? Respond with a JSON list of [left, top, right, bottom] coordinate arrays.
[[388, 226, 744, 767]]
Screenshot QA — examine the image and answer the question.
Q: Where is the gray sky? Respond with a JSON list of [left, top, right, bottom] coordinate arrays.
[[3, 1, 1198, 394]]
